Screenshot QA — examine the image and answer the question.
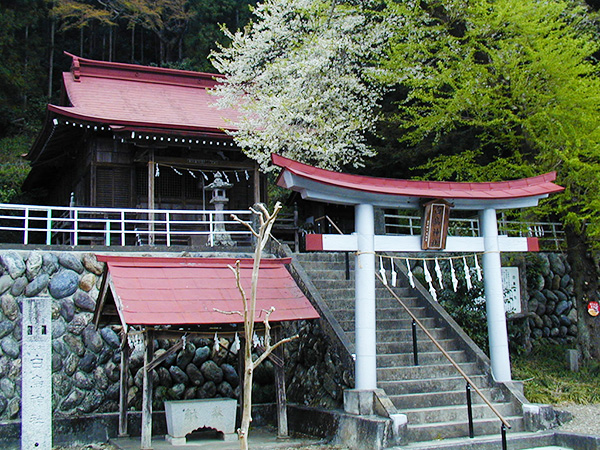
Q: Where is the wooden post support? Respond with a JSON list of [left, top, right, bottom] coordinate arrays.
[[148, 150, 155, 246], [141, 329, 154, 449], [118, 336, 130, 437], [273, 327, 289, 438]]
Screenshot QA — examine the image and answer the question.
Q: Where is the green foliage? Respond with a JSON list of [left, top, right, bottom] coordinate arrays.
[[0, 135, 32, 203], [434, 261, 490, 353], [513, 342, 600, 404], [378, 0, 600, 241]]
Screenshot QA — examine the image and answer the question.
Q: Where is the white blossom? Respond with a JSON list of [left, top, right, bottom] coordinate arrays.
[[210, 0, 389, 171]]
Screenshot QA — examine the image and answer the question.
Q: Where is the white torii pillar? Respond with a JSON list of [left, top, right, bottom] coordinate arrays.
[[480, 208, 512, 382], [355, 204, 377, 390]]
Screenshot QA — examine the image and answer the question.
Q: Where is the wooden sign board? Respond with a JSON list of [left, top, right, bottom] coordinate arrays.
[[421, 199, 452, 250]]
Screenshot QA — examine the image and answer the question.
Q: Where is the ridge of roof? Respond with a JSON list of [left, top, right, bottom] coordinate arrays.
[[65, 52, 223, 89]]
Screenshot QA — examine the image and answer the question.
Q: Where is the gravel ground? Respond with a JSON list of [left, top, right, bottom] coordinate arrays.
[[553, 403, 600, 435], [50, 405, 600, 449]]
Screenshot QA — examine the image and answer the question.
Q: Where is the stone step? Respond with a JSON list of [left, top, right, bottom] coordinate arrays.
[[402, 402, 517, 425], [316, 286, 413, 300], [377, 350, 470, 367], [377, 362, 479, 381], [337, 317, 440, 332], [378, 374, 489, 395], [298, 269, 355, 280], [406, 415, 524, 442], [389, 387, 508, 409], [396, 431, 556, 450], [346, 327, 450, 343], [294, 252, 353, 263], [331, 307, 428, 323], [376, 338, 462, 355]]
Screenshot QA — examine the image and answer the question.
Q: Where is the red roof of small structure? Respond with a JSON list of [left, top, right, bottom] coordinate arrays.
[[49, 53, 238, 134], [273, 154, 564, 201], [97, 255, 319, 326]]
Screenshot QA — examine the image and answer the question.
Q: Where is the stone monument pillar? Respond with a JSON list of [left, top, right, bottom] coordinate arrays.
[[21, 297, 52, 450]]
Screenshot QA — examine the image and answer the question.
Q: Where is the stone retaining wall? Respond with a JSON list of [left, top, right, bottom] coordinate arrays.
[[0, 250, 276, 422], [0, 249, 576, 424], [522, 253, 577, 344]]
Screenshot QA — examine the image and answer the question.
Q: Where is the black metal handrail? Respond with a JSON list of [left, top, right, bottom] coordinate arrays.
[[376, 272, 511, 444]]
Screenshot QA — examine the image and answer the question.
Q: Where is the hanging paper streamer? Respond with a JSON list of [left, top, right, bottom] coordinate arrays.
[[450, 258, 458, 292], [201, 171, 209, 181], [173, 167, 183, 176], [391, 258, 398, 287], [155, 164, 160, 177], [379, 256, 387, 285], [188, 170, 197, 179], [127, 332, 145, 352], [435, 258, 444, 290], [252, 332, 261, 348], [245, 170, 250, 180], [423, 260, 437, 301], [474, 254, 483, 281], [223, 172, 230, 183], [429, 283, 438, 301], [463, 256, 473, 290], [213, 332, 220, 354], [231, 333, 240, 355], [406, 258, 415, 288], [182, 334, 187, 350], [235, 171, 240, 182]]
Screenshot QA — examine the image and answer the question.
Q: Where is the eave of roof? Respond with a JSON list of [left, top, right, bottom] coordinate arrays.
[[95, 255, 320, 327], [272, 154, 564, 210]]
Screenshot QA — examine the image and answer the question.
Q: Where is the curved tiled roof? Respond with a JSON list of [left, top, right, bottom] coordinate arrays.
[[50, 53, 238, 133], [96, 255, 319, 326], [274, 154, 563, 199]]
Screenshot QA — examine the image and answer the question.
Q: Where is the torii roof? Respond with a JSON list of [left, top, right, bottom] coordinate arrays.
[[273, 154, 564, 210], [50, 52, 238, 134], [94, 255, 319, 328]]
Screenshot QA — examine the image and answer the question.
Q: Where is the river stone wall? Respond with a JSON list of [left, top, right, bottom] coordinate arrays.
[[0, 250, 282, 422], [0, 249, 574, 423], [520, 253, 577, 345]]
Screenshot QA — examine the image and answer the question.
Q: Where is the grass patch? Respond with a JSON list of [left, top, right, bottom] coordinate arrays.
[[512, 342, 600, 405]]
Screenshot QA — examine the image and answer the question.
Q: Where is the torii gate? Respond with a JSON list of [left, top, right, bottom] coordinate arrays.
[[273, 154, 563, 392]]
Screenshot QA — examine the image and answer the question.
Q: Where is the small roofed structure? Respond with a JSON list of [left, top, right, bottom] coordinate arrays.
[[25, 53, 265, 214], [93, 255, 319, 448]]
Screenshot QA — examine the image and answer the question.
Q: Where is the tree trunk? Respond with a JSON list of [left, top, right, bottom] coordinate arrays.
[[131, 25, 135, 63], [48, 18, 55, 99], [109, 26, 113, 62], [80, 27, 84, 57], [565, 224, 600, 361]]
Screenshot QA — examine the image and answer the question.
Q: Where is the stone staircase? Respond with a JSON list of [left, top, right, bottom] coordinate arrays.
[[294, 251, 526, 447]]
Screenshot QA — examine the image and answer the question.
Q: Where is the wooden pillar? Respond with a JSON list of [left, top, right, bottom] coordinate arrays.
[[141, 329, 154, 449], [273, 327, 289, 438], [118, 336, 130, 437], [148, 150, 155, 245]]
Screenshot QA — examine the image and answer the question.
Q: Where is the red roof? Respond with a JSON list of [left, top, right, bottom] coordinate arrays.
[[273, 154, 564, 200], [97, 255, 319, 326], [49, 53, 238, 134]]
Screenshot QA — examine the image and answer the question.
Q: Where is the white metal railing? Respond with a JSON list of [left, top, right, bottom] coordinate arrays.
[[384, 212, 565, 250], [0, 204, 255, 247]]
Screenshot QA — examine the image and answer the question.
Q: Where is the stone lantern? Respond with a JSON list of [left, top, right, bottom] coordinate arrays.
[[204, 172, 234, 246]]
